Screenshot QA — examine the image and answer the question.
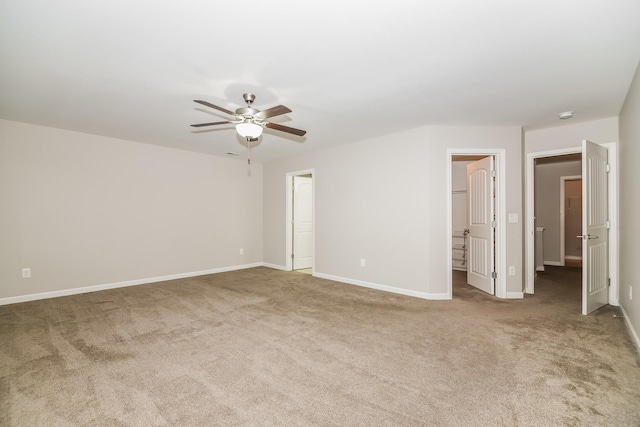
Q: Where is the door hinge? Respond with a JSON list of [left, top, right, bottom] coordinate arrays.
[[491, 271, 497, 279], [607, 278, 611, 287], [606, 163, 611, 173], [605, 220, 611, 229], [291, 254, 294, 260], [491, 220, 496, 228], [491, 169, 497, 178]]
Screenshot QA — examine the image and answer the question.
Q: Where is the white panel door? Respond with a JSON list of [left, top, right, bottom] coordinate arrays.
[[293, 176, 313, 270], [581, 140, 609, 315], [466, 157, 495, 295]]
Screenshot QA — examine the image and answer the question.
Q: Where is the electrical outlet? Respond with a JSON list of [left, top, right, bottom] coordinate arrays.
[[239, 248, 244, 255], [22, 268, 31, 278], [508, 266, 516, 276], [360, 258, 366, 267]]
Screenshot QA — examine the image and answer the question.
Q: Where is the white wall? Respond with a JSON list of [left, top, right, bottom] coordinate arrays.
[[0, 119, 263, 302], [263, 125, 523, 298], [535, 159, 581, 264], [525, 117, 619, 153], [618, 61, 640, 349]]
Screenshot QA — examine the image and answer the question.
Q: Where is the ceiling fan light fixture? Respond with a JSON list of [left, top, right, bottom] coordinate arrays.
[[236, 122, 263, 138]]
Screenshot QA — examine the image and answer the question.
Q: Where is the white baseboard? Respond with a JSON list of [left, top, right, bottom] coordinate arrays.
[[505, 292, 525, 299], [1, 262, 523, 306], [544, 261, 564, 266], [313, 272, 450, 300], [262, 263, 288, 271], [536, 266, 545, 272], [620, 305, 640, 355], [0, 263, 263, 306], [564, 256, 582, 261]]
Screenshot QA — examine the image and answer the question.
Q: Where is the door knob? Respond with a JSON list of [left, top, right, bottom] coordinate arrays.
[[576, 235, 599, 240]]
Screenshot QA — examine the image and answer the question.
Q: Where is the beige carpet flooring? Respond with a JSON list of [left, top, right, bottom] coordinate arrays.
[[1, 266, 639, 426]]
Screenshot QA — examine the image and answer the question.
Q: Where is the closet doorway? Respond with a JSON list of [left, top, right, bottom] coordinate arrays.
[[448, 149, 506, 299], [285, 170, 315, 272]]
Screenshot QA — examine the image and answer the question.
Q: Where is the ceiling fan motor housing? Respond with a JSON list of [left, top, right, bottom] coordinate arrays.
[[242, 93, 256, 106], [236, 107, 260, 117]]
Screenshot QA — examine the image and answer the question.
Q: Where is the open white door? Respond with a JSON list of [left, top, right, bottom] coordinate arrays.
[[293, 176, 313, 270], [581, 140, 609, 315], [466, 157, 495, 295]]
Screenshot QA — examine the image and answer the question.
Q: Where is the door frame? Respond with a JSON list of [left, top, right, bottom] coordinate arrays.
[[525, 143, 618, 306], [560, 175, 582, 266], [447, 149, 507, 299], [285, 169, 315, 272]]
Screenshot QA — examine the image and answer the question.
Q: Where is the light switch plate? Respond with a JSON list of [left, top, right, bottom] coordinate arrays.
[[509, 213, 518, 223]]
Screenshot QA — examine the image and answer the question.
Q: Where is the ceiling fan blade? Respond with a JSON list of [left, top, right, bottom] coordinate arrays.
[[190, 121, 233, 127], [255, 105, 292, 120], [265, 122, 307, 136], [194, 100, 236, 116]]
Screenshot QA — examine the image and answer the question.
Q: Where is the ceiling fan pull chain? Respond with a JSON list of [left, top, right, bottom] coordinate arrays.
[[246, 137, 251, 171]]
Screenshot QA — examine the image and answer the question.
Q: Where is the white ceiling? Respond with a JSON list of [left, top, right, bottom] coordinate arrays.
[[1, 1, 639, 163]]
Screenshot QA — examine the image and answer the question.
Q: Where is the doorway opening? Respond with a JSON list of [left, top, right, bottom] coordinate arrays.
[[525, 142, 619, 314], [533, 154, 582, 269], [451, 155, 494, 295], [447, 149, 507, 300], [532, 153, 583, 306], [526, 148, 580, 294], [285, 170, 314, 273], [561, 176, 582, 268]]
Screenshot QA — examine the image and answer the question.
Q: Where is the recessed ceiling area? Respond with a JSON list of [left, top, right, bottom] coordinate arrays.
[[1, 1, 639, 163]]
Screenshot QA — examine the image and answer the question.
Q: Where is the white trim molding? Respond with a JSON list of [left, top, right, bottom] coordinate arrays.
[[262, 263, 287, 271], [620, 305, 640, 354], [602, 142, 619, 306], [506, 292, 525, 299], [313, 272, 450, 300], [544, 261, 564, 267], [0, 263, 263, 306]]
